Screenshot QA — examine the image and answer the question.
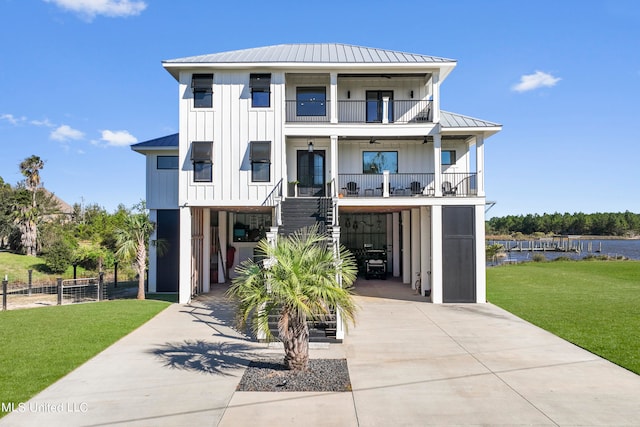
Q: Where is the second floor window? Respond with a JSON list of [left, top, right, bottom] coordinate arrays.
[[250, 74, 271, 108], [250, 141, 271, 182], [191, 141, 213, 182], [191, 74, 213, 108], [296, 87, 326, 116], [442, 150, 457, 166]]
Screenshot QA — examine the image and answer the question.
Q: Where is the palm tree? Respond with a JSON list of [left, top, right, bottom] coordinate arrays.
[[115, 211, 156, 300], [18, 155, 44, 256], [227, 226, 358, 371]]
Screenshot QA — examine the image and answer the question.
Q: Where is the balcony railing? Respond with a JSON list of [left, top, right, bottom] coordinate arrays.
[[285, 100, 432, 124], [337, 172, 477, 197]]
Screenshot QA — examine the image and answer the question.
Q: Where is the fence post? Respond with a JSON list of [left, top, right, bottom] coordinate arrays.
[[145, 269, 149, 293], [114, 262, 118, 288], [98, 272, 104, 301], [28, 269, 33, 296], [73, 264, 77, 280], [2, 275, 7, 311], [57, 278, 63, 306]]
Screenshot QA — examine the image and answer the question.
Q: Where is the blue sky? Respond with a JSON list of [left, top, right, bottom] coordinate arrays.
[[1, 0, 639, 218]]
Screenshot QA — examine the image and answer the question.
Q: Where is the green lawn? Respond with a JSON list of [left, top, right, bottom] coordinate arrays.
[[0, 252, 93, 284], [0, 300, 170, 415], [487, 260, 640, 375]]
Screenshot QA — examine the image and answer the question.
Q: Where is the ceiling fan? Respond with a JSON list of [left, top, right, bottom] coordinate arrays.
[[369, 137, 380, 144]]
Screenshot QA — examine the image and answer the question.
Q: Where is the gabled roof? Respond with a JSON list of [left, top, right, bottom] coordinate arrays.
[[164, 43, 455, 65], [130, 133, 178, 153]]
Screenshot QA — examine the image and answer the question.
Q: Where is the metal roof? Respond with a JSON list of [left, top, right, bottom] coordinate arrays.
[[130, 133, 178, 151], [440, 111, 501, 128], [163, 44, 455, 65]]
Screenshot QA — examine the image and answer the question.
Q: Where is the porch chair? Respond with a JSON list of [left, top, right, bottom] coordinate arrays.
[[345, 181, 359, 196], [442, 181, 458, 196], [409, 181, 423, 195]]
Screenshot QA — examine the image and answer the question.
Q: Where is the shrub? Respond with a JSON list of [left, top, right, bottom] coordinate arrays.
[[42, 239, 74, 273], [532, 253, 547, 262]]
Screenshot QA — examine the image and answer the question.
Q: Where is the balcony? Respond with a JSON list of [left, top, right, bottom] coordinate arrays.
[[337, 172, 477, 198], [285, 100, 432, 124]]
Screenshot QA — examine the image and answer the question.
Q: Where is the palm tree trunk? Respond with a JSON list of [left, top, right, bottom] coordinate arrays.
[[280, 309, 310, 371], [136, 238, 146, 300]]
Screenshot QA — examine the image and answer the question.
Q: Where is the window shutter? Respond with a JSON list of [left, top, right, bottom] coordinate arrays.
[[191, 74, 213, 91], [191, 141, 213, 162], [250, 74, 271, 90], [250, 141, 271, 163]]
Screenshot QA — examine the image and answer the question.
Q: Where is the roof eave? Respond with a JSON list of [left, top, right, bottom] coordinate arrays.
[[131, 146, 179, 154]]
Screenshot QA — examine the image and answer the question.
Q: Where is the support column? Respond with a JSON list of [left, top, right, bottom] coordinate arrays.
[[433, 134, 442, 197], [330, 135, 338, 195], [178, 206, 192, 304], [218, 211, 228, 283], [476, 135, 485, 197], [420, 206, 431, 298], [432, 71, 440, 123], [402, 210, 411, 284], [148, 209, 158, 293], [330, 73, 338, 124], [392, 212, 400, 277], [410, 208, 421, 291], [475, 204, 487, 303], [203, 208, 211, 293], [430, 205, 443, 303], [331, 227, 346, 340]]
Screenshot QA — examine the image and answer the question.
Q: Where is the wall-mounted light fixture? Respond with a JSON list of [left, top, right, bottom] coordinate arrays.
[[347, 90, 351, 99], [308, 139, 314, 152], [410, 90, 414, 99]]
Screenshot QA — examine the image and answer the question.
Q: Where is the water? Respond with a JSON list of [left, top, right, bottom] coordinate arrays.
[[488, 239, 640, 265]]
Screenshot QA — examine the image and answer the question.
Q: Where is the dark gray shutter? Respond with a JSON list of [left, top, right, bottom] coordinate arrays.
[[191, 74, 213, 90], [191, 141, 212, 162], [250, 74, 271, 90], [250, 141, 271, 162]]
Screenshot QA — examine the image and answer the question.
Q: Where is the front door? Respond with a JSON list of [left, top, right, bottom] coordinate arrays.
[[297, 150, 325, 196], [366, 90, 394, 123]]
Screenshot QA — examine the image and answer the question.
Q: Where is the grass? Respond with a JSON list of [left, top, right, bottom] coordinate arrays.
[[487, 260, 640, 374], [0, 300, 170, 415], [0, 251, 95, 284]]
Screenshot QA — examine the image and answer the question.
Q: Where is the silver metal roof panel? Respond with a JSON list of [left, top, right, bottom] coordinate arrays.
[[441, 111, 501, 128], [163, 43, 455, 64]]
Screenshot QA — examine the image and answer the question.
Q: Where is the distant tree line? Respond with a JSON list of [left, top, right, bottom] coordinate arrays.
[[487, 211, 640, 237]]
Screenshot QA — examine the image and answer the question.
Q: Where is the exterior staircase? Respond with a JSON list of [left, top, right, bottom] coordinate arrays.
[[272, 196, 339, 342]]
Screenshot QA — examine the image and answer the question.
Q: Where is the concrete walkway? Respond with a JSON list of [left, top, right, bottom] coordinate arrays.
[[2, 279, 640, 426]]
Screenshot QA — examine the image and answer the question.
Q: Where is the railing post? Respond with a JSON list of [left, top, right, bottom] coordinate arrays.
[[382, 171, 390, 197], [382, 97, 389, 124], [28, 269, 32, 296], [73, 263, 77, 280], [2, 275, 7, 311], [114, 261, 118, 288], [57, 278, 63, 306], [98, 272, 104, 301]]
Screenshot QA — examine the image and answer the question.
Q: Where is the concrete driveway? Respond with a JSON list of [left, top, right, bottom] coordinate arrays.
[[2, 278, 639, 426]]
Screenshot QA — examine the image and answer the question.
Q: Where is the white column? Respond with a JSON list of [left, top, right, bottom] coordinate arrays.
[[433, 134, 442, 197], [331, 227, 346, 340], [330, 73, 338, 124], [432, 71, 440, 123], [330, 135, 338, 195], [420, 206, 431, 298], [178, 206, 192, 304], [218, 211, 227, 283], [148, 209, 158, 293], [476, 135, 485, 197], [402, 210, 411, 284], [475, 204, 487, 303], [410, 208, 421, 291], [382, 170, 390, 197], [392, 212, 400, 277], [382, 96, 390, 124], [202, 208, 211, 293], [430, 205, 443, 303]]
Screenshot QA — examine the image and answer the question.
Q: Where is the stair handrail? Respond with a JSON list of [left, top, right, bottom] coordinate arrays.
[[262, 178, 283, 207]]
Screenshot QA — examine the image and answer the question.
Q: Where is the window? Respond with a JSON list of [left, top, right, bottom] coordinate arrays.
[[157, 156, 178, 170], [250, 141, 271, 182], [191, 141, 213, 182], [191, 74, 213, 108], [296, 87, 326, 116], [250, 74, 271, 108], [363, 151, 398, 174], [233, 213, 272, 242], [442, 150, 456, 166]]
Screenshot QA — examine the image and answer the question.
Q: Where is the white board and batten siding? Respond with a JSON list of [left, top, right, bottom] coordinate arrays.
[[178, 70, 285, 207]]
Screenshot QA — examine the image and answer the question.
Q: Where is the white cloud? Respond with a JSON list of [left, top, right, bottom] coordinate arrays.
[[99, 129, 137, 146], [31, 118, 55, 127], [50, 125, 85, 141], [1, 113, 26, 125], [512, 71, 561, 93], [44, 0, 147, 20]]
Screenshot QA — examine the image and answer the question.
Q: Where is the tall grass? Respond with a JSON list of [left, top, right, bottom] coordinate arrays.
[[487, 260, 640, 374]]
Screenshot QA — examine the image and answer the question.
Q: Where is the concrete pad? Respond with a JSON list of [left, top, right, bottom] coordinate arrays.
[[219, 392, 358, 427]]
